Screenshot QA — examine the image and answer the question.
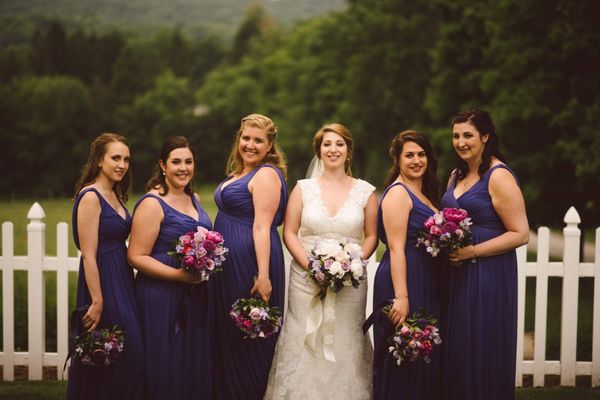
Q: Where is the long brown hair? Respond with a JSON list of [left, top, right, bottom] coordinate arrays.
[[74, 133, 131, 202], [146, 136, 196, 196], [226, 113, 287, 178], [384, 130, 440, 208], [452, 108, 506, 180], [312, 123, 354, 176]]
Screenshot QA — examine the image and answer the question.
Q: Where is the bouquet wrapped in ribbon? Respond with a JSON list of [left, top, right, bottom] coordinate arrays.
[[169, 226, 228, 281], [306, 239, 366, 300], [74, 326, 125, 367], [417, 207, 473, 259], [229, 297, 282, 339], [384, 307, 441, 366]]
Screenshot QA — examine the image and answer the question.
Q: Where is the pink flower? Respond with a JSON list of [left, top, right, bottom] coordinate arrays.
[[205, 258, 215, 271], [443, 208, 468, 223], [181, 234, 193, 246], [206, 231, 223, 243], [442, 221, 458, 233], [430, 225, 443, 236], [203, 240, 217, 252], [424, 216, 435, 228], [183, 255, 195, 267], [249, 308, 263, 320]]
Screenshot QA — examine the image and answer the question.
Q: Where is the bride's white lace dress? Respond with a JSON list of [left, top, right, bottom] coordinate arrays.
[[265, 178, 375, 400]]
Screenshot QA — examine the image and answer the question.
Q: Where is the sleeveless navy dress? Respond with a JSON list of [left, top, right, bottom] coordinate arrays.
[[133, 193, 214, 400], [440, 164, 518, 400], [372, 183, 441, 400], [67, 188, 145, 400], [213, 164, 287, 400]]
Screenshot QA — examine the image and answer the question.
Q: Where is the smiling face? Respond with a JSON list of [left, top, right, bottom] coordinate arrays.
[[238, 126, 272, 170], [319, 130, 349, 171], [452, 121, 489, 163], [398, 140, 427, 180], [160, 147, 194, 190], [98, 141, 130, 183]]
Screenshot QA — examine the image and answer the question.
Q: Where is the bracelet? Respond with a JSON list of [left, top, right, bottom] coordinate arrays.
[[394, 294, 409, 299], [470, 245, 477, 264]]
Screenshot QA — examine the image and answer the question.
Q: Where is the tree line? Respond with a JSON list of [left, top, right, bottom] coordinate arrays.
[[1, 0, 598, 228]]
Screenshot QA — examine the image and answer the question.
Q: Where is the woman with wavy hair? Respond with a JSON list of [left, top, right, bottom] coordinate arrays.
[[213, 114, 288, 399]]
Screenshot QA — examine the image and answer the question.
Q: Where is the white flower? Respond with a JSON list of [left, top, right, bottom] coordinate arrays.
[[343, 242, 363, 258], [317, 241, 342, 259], [350, 259, 364, 279], [329, 261, 344, 278], [433, 212, 444, 225]]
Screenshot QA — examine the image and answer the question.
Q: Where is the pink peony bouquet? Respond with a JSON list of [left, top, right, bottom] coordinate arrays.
[[384, 308, 441, 366], [169, 226, 228, 281], [229, 298, 282, 339], [417, 208, 473, 258], [306, 239, 366, 300], [74, 326, 125, 367]]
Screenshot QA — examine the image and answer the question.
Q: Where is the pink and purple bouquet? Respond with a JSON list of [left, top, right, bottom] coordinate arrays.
[[384, 308, 441, 366], [169, 226, 228, 281], [229, 298, 282, 339], [417, 208, 473, 257], [74, 326, 125, 367], [307, 239, 366, 300]]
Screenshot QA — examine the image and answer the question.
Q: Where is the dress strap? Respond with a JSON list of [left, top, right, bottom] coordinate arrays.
[[133, 193, 168, 215], [485, 164, 520, 186]]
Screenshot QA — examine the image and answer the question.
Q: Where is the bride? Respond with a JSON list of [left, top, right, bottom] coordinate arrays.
[[265, 123, 378, 399]]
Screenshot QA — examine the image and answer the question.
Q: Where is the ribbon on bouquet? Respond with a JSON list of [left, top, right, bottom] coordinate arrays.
[[362, 298, 394, 335], [304, 291, 337, 362]]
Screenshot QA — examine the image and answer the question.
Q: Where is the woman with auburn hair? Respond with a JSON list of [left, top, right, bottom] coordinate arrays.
[[371, 130, 441, 400], [67, 133, 144, 400], [266, 123, 378, 399], [128, 136, 214, 400], [213, 114, 288, 399], [441, 109, 528, 400]]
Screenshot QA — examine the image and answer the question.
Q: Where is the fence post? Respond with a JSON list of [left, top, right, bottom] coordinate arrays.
[[593, 227, 600, 387], [561, 207, 580, 386], [2, 222, 15, 380], [56, 222, 70, 380], [27, 202, 46, 380]]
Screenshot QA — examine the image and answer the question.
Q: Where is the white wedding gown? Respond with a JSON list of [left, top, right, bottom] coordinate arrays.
[[265, 178, 375, 400]]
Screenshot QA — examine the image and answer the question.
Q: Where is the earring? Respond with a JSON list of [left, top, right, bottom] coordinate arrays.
[[162, 171, 166, 176]]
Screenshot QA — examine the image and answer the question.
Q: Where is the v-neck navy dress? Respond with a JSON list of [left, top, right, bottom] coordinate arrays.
[[372, 182, 441, 400], [213, 164, 287, 400], [133, 193, 214, 400], [67, 188, 145, 400], [440, 164, 518, 400]]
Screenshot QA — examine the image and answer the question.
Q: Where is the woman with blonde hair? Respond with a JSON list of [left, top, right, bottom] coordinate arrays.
[[213, 114, 288, 399]]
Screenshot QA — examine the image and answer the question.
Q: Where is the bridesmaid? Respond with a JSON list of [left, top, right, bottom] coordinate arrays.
[[128, 136, 214, 400], [372, 131, 442, 400], [67, 133, 144, 400], [441, 109, 529, 400], [213, 113, 287, 400]]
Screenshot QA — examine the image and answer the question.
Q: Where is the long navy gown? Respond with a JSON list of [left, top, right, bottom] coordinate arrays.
[[440, 164, 518, 400], [372, 182, 441, 400], [67, 188, 145, 400], [213, 164, 287, 400], [133, 193, 214, 400]]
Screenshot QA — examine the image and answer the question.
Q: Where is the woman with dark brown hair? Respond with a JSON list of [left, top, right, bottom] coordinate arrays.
[[372, 130, 441, 400], [128, 136, 214, 400], [67, 133, 144, 400]]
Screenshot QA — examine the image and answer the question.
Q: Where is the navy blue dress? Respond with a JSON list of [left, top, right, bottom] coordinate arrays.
[[67, 188, 145, 400], [213, 164, 287, 400], [372, 182, 441, 400], [133, 193, 214, 400], [440, 164, 518, 400]]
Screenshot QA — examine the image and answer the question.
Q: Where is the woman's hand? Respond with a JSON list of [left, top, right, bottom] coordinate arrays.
[[83, 301, 103, 332], [449, 244, 476, 263], [176, 269, 206, 285], [388, 296, 409, 328], [250, 276, 272, 302]]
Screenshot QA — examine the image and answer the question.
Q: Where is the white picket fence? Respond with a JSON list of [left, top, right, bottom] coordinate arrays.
[[0, 202, 599, 386]]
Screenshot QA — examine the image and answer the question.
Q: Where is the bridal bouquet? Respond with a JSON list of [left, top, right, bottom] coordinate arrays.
[[74, 326, 125, 367], [416, 207, 473, 258], [306, 239, 366, 300], [169, 226, 228, 281], [229, 298, 282, 339], [384, 307, 441, 366]]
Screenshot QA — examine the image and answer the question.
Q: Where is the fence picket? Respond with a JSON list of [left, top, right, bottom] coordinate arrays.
[[533, 227, 550, 386], [2, 222, 15, 380], [56, 222, 70, 380], [593, 228, 600, 387]]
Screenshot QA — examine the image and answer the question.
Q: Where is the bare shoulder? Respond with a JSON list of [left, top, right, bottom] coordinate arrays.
[[489, 164, 517, 187], [78, 190, 100, 209], [382, 183, 411, 207], [252, 166, 282, 190]]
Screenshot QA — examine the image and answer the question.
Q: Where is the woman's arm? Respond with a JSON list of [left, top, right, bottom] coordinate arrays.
[[381, 185, 412, 328], [361, 192, 379, 259], [283, 184, 309, 268], [449, 168, 529, 262], [249, 167, 282, 301], [77, 191, 103, 331], [127, 197, 204, 284]]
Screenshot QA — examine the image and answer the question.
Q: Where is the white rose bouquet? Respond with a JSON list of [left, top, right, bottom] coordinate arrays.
[[306, 239, 366, 300]]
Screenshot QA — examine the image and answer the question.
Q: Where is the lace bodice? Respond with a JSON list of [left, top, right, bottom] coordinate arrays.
[[298, 178, 375, 249]]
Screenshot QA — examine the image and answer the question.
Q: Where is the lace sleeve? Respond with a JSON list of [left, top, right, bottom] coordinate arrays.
[[353, 179, 376, 209], [296, 179, 314, 207]]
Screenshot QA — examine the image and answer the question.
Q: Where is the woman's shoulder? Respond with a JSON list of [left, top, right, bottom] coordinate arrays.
[[354, 178, 375, 194]]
